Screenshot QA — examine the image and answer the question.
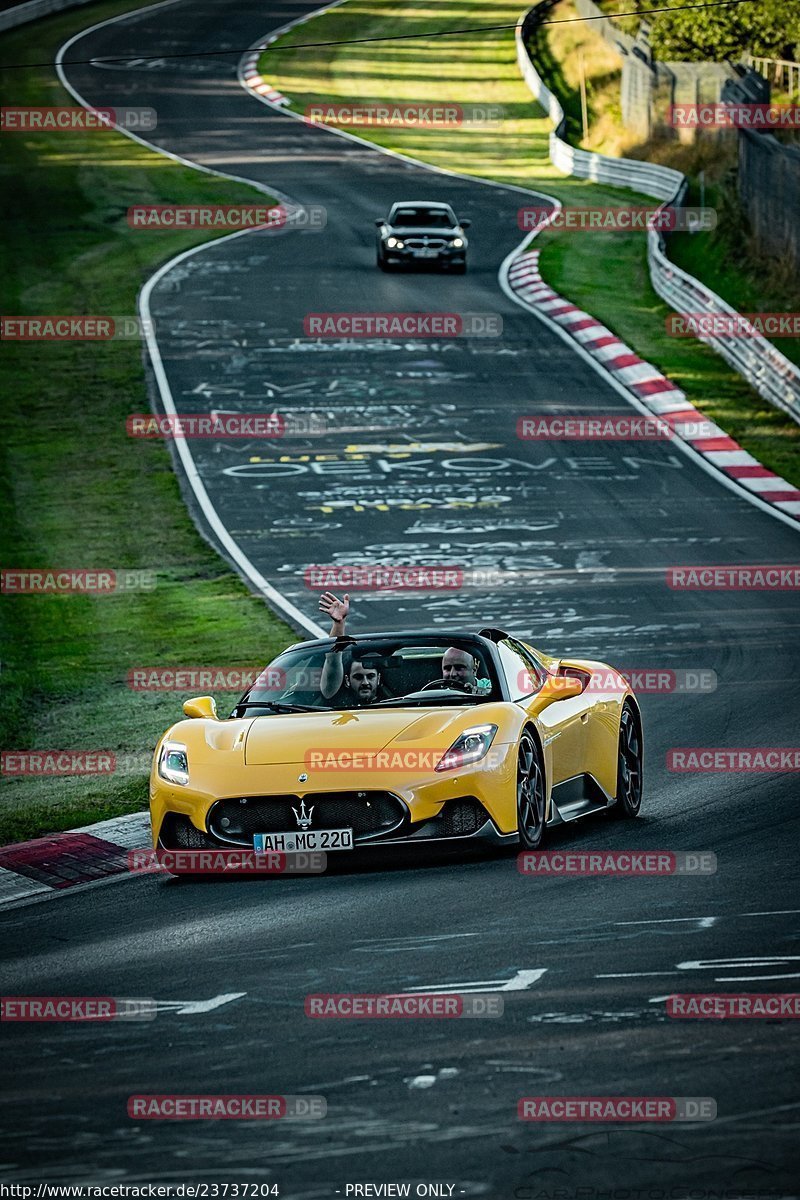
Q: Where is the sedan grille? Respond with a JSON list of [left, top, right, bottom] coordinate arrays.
[[207, 792, 407, 846], [404, 237, 449, 249]]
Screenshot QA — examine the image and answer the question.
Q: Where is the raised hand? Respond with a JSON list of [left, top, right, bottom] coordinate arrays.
[[319, 591, 350, 633]]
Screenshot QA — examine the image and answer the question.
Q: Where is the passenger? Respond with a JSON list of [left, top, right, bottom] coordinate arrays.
[[318, 591, 382, 707]]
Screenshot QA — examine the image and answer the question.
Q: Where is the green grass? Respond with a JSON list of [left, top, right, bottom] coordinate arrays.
[[261, 0, 799, 487], [0, 0, 294, 844]]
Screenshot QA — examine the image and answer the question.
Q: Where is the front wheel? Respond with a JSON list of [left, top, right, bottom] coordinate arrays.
[[611, 702, 643, 817], [517, 733, 546, 849]]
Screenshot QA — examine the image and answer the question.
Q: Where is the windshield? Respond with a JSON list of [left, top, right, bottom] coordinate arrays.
[[390, 207, 454, 228], [231, 636, 500, 717]]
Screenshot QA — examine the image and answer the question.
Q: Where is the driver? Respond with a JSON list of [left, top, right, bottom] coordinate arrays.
[[318, 591, 382, 707], [441, 646, 480, 693]]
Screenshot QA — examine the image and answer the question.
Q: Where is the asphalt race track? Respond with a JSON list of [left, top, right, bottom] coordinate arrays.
[[2, 0, 799, 1192]]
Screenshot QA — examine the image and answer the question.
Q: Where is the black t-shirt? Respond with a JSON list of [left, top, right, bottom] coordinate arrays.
[[327, 687, 381, 710]]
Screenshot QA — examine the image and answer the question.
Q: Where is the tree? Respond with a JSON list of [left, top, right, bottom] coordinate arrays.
[[629, 0, 800, 62]]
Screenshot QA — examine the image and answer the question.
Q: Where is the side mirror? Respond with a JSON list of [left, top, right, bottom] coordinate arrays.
[[182, 695, 218, 720], [538, 674, 585, 703], [460, 218, 471, 228], [375, 218, 385, 226]]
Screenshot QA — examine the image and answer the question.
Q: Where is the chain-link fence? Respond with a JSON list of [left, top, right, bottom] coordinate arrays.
[[738, 128, 800, 272]]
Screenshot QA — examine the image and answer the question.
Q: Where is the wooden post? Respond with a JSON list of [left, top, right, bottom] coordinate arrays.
[[579, 50, 589, 143]]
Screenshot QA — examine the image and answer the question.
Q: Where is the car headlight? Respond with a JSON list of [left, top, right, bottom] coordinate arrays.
[[158, 740, 189, 786], [452, 237, 464, 248], [386, 236, 398, 248], [435, 724, 498, 772]]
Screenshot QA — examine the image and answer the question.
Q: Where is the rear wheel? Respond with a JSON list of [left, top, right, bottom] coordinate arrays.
[[612, 703, 643, 817], [517, 733, 546, 849]]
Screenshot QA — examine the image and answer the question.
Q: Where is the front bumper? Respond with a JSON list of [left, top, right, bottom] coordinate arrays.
[[158, 796, 514, 853], [381, 242, 465, 265], [150, 743, 518, 851]]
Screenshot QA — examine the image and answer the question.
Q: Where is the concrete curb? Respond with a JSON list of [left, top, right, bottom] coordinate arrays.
[[0, 813, 151, 907]]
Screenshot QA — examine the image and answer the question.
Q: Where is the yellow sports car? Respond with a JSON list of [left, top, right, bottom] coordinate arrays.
[[149, 629, 643, 857]]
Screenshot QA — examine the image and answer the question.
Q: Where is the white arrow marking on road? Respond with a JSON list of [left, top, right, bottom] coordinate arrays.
[[152, 993, 246, 1014], [403, 969, 547, 995]]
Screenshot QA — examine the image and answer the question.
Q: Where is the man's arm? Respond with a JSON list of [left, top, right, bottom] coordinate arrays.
[[318, 592, 350, 699]]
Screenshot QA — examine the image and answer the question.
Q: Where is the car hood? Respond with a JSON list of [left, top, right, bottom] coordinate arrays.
[[243, 706, 474, 766], [390, 225, 458, 236]]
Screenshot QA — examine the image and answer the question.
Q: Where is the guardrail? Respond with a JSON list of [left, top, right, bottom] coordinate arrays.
[[517, 2, 800, 425], [0, 0, 97, 33]]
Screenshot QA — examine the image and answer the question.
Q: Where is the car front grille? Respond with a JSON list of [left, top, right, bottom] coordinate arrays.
[[207, 792, 407, 846], [405, 238, 449, 250]]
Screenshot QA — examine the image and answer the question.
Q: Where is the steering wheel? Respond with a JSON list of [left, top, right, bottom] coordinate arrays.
[[420, 677, 470, 692]]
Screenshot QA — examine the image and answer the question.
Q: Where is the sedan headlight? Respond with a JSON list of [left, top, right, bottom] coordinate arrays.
[[386, 236, 398, 248], [452, 237, 464, 248], [435, 724, 498, 772], [158, 740, 189, 786]]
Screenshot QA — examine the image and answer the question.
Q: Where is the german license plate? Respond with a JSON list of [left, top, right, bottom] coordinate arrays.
[[414, 248, 438, 257], [253, 828, 354, 852]]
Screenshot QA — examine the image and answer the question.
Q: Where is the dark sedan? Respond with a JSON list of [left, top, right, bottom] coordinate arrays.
[[375, 200, 470, 272]]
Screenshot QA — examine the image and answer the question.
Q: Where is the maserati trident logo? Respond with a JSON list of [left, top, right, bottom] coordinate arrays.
[[292, 798, 314, 829]]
